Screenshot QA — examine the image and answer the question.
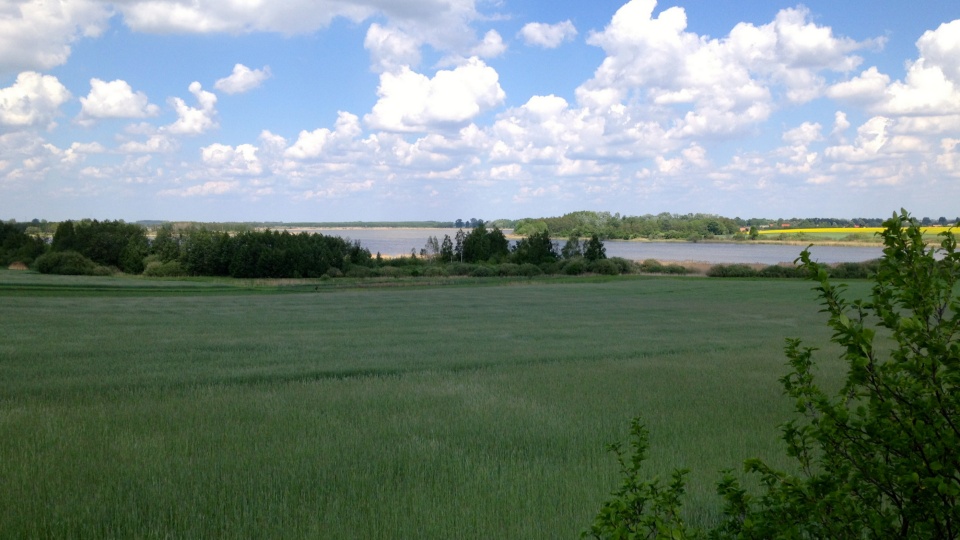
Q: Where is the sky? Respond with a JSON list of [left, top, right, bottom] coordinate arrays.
[[1, 0, 958, 222]]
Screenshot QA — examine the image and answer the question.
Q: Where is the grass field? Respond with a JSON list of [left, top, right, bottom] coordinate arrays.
[[0, 270, 861, 538]]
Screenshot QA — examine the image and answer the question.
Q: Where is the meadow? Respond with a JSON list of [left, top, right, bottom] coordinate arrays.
[[0, 270, 861, 538]]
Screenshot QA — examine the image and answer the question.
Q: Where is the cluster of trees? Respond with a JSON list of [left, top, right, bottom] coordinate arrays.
[[512, 211, 959, 241], [0, 222, 47, 266], [28, 220, 372, 278], [420, 223, 608, 268]]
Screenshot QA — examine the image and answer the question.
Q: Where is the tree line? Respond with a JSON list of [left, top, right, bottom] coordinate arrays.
[[12, 218, 617, 278], [513, 210, 959, 241]]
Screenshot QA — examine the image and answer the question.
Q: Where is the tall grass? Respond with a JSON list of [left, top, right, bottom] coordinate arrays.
[[0, 272, 858, 538]]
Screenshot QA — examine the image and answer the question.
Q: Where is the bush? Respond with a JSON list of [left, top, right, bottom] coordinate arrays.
[[33, 251, 99, 275], [639, 259, 664, 273], [496, 263, 521, 276], [470, 265, 495, 277], [827, 259, 880, 279], [588, 211, 960, 539], [447, 263, 477, 276], [518, 263, 543, 277], [589, 259, 620, 275], [757, 264, 805, 278], [661, 264, 689, 275], [706, 264, 758, 278], [421, 266, 447, 277], [563, 258, 587, 275], [609, 257, 637, 274], [324, 267, 343, 278], [345, 266, 374, 278], [378, 266, 404, 278], [143, 260, 186, 277]]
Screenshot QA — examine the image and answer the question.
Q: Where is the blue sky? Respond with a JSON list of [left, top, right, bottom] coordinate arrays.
[[1, 0, 958, 222]]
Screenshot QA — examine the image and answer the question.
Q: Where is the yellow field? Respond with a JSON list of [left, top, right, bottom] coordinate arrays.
[[758, 226, 956, 235]]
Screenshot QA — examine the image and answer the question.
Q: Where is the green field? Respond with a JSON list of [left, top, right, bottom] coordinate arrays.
[[0, 270, 858, 538]]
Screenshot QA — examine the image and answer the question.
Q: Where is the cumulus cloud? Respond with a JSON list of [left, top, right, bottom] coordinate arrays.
[[77, 78, 159, 125], [114, 0, 482, 55], [824, 116, 890, 162], [201, 143, 262, 175], [365, 57, 505, 132], [0, 0, 110, 74], [829, 20, 960, 117], [118, 134, 178, 154], [285, 111, 363, 160], [0, 72, 71, 128], [519, 20, 578, 48], [214, 64, 271, 94], [577, 0, 875, 139], [470, 30, 507, 58], [159, 180, 239, 197], [165, 82, 218, 135], [364, 24, 422, 72]]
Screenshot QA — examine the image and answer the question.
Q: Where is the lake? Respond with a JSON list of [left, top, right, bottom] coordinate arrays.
[[297, 228, 884, 265]]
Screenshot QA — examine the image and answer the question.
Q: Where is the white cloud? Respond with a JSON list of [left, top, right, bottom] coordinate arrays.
[[519, 20, 578, 49], [165, 81, 218, 135], [365, 57, 505, 132], [201, 143, 262, 176], [0, 0, 110, 74], [470, 30, 506, 58], [285, 111, 362, 160], [0, 72, 71, 128], [114, 0, 481, 54], [118, 134, 177, 154], [159, 180, 239, 197], [828, 20, 960, 117], [364, 24, 422, 73], [827, 67, 890, 103], [783, 122, 822, 146], [824, 116, 890, 162], [214, 64, 271, 94], [577, 0, 875, 139], [77, 78, 159, 125]]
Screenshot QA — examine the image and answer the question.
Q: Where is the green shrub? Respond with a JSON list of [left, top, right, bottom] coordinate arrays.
[[378, 266, 404, 278], [827, 259, 880, 279], [609, 257, 637, 274], [563, 259, 587, 275], [143, 260, 186, 277], [447, 263, 477, 276], [518, 263, 543, 276], [496, 263, 521, 276], [639, 259, 664, 273], [420, 266, 448, 277], [33, 251, 99, 275], [589, 211, 960, 539], [589, 259, 620, 275], [706, 264, 758, 278], [325, 267, 343, 278], [470, 266, 495, 277], [758, 264, 805, 278], [345, 266, 374, 278]]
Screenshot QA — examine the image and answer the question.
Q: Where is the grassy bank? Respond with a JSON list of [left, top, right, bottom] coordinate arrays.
[[0, 271, 858, 538]]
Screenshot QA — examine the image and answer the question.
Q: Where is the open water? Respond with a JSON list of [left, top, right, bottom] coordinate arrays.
[[302, 228, 884, 265]]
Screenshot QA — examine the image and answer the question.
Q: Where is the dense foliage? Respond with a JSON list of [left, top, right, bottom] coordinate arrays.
[[588, 211, 960, 539], [52, 219, 149, 274], [514, 211, 896, 241], [0, 222, 46, 265]]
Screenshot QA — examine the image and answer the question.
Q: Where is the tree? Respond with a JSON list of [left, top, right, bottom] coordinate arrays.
[[584, 234, 606, 261], [588, 210, 960, 539], [440, 234, 454, 263], [511, 230, 557, 266], [562, 235, 583, 259], [749, 226, 759, 240], [454, 229, 466, 263]]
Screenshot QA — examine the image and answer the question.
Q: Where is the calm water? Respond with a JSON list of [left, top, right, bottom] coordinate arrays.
[[303, 228, 884, 265]]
